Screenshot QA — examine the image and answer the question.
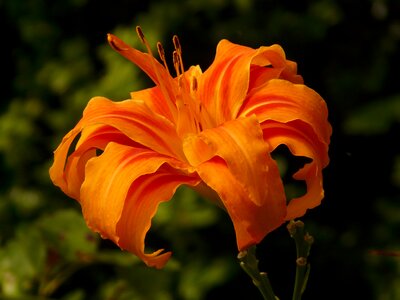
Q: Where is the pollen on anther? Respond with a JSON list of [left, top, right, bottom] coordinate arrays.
[[157, 42, 172, 75], [173, 35, 181, 53], [157, 42, 166, 61], [136, 26, 146, 44], [173, 50, 181, 76]]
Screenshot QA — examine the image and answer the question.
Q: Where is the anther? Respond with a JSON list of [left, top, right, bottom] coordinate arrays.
[[172, 35, 181, 53], [157, 42, 172, 76], [157, 42, 166, 61], [173, 50, 181, 75], [136, 26, 146, 44], [172, 36, 185, 76], [173, 51, 179, 65]]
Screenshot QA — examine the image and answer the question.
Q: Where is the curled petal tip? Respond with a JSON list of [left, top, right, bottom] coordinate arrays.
[[107, 34, 129, 52]]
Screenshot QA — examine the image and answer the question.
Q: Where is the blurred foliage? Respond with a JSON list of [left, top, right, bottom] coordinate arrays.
[[1, 0, 399, 299]]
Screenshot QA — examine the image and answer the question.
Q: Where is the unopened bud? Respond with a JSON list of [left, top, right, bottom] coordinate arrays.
[[296, 257, 307, 267], [304, 233, 314, 245]]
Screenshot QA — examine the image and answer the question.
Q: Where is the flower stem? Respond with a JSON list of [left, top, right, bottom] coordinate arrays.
[[238, 246, 278, 300], [287, 220, 313, 300]]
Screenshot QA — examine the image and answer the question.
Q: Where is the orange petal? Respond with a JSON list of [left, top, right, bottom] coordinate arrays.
[[49, 97, 185, 197], [50, 126, 81, 197], [183, 116, 286, 250], [80, 142, 200, 269], [197, 40, 253, 125], [239, 79, 332, 219], [107, 34, 174, 95], [130, 86, 171, 121], [198, 40, 301, 124], [78, 97, 183, 157], [261, 121, 328, 219], [108, 33, 178, 122], [239, 79, 332, 150], [61, 125, 137, 199]]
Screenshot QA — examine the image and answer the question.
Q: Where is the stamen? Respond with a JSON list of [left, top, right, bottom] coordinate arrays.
[[172, 35, 185, 76], [172, 35, 181, 54], [157, 42, 166, 61], [157, 42, 171, 76], [173, 50, 181, 77]]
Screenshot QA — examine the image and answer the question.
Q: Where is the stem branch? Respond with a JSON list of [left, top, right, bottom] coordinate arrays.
[[287, 220, 313, 300], [238, 246, 278, 300]]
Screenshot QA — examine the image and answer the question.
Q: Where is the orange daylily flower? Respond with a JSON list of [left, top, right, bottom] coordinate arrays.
[[50, 27, 331, 269]]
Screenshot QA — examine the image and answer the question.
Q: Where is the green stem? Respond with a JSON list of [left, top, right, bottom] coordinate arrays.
[[238, 246, 278, 300], [292, 257, 310, 300], [287, 220, 313, 300]]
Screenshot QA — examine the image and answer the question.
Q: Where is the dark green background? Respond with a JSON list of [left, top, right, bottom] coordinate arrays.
[[1, 0, 399, 299]]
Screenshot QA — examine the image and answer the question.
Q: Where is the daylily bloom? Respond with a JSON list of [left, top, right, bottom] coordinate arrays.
[[50, 27, 331, 269]]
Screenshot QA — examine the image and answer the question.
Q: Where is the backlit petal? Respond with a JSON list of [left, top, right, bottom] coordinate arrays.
[[80, 142, 200, 269], [183, 116, 286, 250]]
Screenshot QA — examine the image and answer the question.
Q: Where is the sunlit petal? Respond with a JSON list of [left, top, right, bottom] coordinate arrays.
[[261, 121, 327, 220], [131, 87, 170, 120], [61, 125, 137, 199], [239, 79, 331, 164], [240, 79, 331, 219], [80, 142, 200, 269], [183, 116, 286, 250], [117, 167, 200, 268]]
